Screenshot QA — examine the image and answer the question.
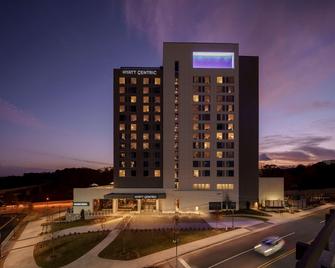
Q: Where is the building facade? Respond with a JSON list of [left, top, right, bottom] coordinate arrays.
[[73, 42, 259, 214]]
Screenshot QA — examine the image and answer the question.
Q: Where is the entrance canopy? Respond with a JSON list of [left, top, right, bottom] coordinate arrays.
[[104, 192, 166, 199]]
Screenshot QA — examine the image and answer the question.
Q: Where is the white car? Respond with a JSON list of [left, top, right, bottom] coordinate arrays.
[[254, 236, 285, 256]]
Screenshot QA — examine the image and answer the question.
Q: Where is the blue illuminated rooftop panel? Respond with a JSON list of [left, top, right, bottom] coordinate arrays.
[[193, 52, 234, 69]]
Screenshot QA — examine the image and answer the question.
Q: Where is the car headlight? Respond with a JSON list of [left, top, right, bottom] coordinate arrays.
[[254, 244, 262, 249], [264, 248, 272, 253]]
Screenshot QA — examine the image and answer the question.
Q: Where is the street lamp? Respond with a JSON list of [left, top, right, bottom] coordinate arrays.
[[173, 210, 179, 268]]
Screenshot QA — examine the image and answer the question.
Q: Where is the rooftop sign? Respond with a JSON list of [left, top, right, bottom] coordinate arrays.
[[193, 52, 234, 69], [121, 70, 158, 75]]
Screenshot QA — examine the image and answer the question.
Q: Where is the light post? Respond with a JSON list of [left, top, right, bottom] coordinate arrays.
[[173, 210, 179, 268]]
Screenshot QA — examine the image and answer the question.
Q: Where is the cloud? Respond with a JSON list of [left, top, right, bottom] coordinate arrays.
[[0, 97, 45, 129], [286, 100, 335, 114], [260, 134, 335, 165]]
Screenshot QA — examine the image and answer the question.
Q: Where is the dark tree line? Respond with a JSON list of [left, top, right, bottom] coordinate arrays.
[[0, 167, 113, 202], [260, 162, 335, 190]]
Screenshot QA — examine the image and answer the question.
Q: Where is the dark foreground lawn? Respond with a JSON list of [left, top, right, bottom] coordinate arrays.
[[34, 231, 108, 268], [99, 229, 228, 260]]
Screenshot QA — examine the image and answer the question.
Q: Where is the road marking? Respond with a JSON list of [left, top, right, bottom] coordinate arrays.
[[257, 248, 296, 268], [320, 220, 326, 224], [208, 232, 295, 268], [178, 257, 192, 268]]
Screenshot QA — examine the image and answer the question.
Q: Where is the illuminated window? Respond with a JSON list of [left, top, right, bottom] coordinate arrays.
[[119, 77, 125, 84], [193, 124, 199, 130], [193, 170, 200, 177], [155, 115, 160, 122], [193, 183, 210, 190], [119, 124, 125, 131], [130, 161, 136, 168], [130, 114, 137, 122], [131, 124, 137, 131], [120, 96, 125, 103], [204, 142, 210, 149], [119, 105, 125, 112], [119, 86, 125, 94], [143, 105, 149, 112], [155, 133, 161, 140], [228, 105, 234, 112], [120, 152, 126, 158], [154, 77, 161, 85], [143, 133, 149, 140], [121, 133, 126, 140], [228, 114, 234, 121], [131, 133, 137, 140], [143, 96, 149, 103], [228, 123, 234, 131], [193, 95, 199, 102], [216, 151, 224, 158], [216, 184, 234, 190], [143, 78, 149, 85], [216, 76, 223, 84], [205, 95, 211, 103], [143, 115, 149, 122], [143, 87, 149, 94], [119, 170, 125, 177], [155, 96, 160, 103], [205, 76, 210, 84], [154, 170, 161, 177], [131, 142, 137, 149], [131, 96, 137, 103], [216, 133, 223, 140], [131, 77, 137, 84], [228, 133, 234, 140], [204, 124, 210, 130], [155, 105, 161, 112], [120, 161, 125, 168], [143, 142, 149, 149]]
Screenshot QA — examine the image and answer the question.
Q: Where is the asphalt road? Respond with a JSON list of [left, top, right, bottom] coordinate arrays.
[[159, 208, 329, 268]]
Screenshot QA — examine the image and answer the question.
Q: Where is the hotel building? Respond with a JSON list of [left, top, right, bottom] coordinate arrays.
[[73, 42, 259, 214]]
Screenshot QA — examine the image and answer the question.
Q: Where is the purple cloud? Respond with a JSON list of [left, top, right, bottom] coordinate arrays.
[[0, 97, 45, 129]]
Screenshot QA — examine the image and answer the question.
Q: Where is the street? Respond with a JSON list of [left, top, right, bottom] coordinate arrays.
[[159, 208, 328, 268]]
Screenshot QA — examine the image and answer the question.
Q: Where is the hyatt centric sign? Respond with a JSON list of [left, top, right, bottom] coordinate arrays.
[[121, 70, 157, 75]]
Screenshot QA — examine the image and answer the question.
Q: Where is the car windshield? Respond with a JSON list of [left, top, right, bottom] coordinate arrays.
[[261, 238, 276, 246]]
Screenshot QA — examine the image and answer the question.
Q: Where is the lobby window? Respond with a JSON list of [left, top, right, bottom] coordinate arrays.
[[131, 96, 137, 103], [119, 124, 125, 131], [155, 133, 161, 140], [154, 170, 161, 177], [216, 151, 224, 158], [143, 115, 149, 122], [155, 105, 161, 112], [193, 184, 210, 190], [119, 170, 125, 177], [228, 133, 234, 140], [217, 184, 234, 190], [154, 77, 161, 85], [119, 77, 125, 84], [119, 86, 125, 94], [143, 77, 149, 85], [155, 115, 160, 122], [143, 86, 150, 94], [130, 114, 137, 122], [143, 133, 149, 140], [131, 77, 137, 84], [193, 170, 200, 177], [119, 105, 125, 112], [193, 95, 199, 103], [143, 142, 149, 149], [131, 142, 137, 150], [143, 96, 149, 103], [216, 76, 223, 84], [143, 105, 149, 112]]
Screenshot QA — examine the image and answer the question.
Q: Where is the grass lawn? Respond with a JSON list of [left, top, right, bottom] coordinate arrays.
[[98, 229, 227, 260], [34, 231, 108, 268], [50, 216, 120, 232]]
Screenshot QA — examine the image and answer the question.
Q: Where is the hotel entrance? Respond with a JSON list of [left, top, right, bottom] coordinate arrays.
[[141, 199, 157, 212]]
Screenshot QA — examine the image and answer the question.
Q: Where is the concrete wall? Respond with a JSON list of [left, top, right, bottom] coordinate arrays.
[[259, 177, 284, 206]]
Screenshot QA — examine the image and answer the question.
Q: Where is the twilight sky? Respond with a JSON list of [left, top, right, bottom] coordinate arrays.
[[1, 0, 335, 176]]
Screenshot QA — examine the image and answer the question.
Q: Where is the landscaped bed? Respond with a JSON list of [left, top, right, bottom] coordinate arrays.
[[98, 228, 229, 260], [49, 216, 121, 232], [34, 231, 108, 268]]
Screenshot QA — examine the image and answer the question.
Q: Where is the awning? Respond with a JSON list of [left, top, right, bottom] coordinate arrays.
[[104, 192, 166, 199]]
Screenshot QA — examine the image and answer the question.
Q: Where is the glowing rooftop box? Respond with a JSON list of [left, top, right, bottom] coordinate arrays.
[[192, 52, 234, 69]]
